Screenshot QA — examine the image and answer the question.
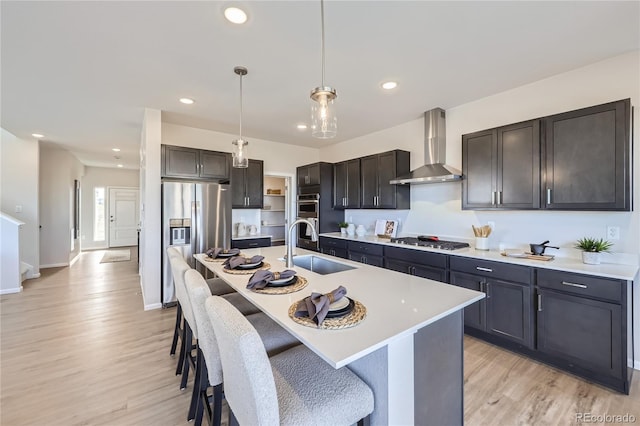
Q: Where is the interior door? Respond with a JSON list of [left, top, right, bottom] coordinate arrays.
[[109, 187, 139, 247]]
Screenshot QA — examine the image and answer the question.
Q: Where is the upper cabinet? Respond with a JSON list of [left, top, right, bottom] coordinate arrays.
[[162, 145, 231, 181], [297, 163, 322, 186], [462, 99, 632, 211], [333, 159, 361, 209], [462, 121, 540, 209], [361, 150, 410, 209], [231, 159, 264, 209], [543, 99, 631, 211]]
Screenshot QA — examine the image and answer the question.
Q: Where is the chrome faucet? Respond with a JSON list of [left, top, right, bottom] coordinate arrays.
[[286, 218, 318, 268]]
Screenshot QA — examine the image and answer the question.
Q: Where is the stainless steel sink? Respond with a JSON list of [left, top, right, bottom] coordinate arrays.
[[281, 255, 356, 275]]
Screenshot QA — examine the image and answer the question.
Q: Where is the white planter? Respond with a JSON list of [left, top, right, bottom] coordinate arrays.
[[582, 251, 601, 265], [340, 228, 347, 236]]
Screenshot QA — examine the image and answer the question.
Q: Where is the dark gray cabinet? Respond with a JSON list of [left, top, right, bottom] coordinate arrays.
[[536, 269, 629, 392], [347, 241, 384, 267], [231, 237, 271, 249], [462, 120, 540, 209], [361, 150, 410, 209], [543, 99, 631, 211], [319, 236, 348, 259], [384, 246, 448, 282], [449, 257, 533, 348], [162, 145, 230, 180], [297, 163, 322, 187], [231, 159, 263, 208], [333, 159, 361, 209]]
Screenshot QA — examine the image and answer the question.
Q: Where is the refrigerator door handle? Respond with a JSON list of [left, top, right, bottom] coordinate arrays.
[[191, 200, 198, 265]]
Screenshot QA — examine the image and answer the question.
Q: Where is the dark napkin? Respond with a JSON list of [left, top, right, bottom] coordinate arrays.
[[294, 286, 347, 325], [206, 247, 240, 258], [223, 255, 264, 270], [246, 269, 297, 289]]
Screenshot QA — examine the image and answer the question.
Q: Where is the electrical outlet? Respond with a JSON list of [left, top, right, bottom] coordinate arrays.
[[607, 226, 620, 240], [15, 205, 22, 213]]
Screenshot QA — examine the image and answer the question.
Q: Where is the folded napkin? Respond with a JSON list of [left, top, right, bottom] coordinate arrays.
[[247, 269, 296, 290], [294, 286, 347, 325], [223, 255, 264, 270], [206, 247, 240, 258]]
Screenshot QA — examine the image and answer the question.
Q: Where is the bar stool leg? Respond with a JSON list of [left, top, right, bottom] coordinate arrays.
[[170, 303, 183, 357], [188, 346, 203, 421], [179, 324, 193, 390], [212, 384, 223, 426], [175, 317, 188, 376]]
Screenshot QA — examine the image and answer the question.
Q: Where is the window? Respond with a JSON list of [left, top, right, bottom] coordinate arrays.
[[94, 187, 105, 241]]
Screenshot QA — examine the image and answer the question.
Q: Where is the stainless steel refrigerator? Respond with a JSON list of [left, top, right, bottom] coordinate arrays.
[[161, 181, 231, 306]]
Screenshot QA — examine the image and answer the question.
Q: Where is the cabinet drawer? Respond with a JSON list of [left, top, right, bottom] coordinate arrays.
[[450, 256, 531, 284], [347, 241, 384, 256], [231, 237, 271, 249], [319, 236, 347, 250], [536, 269, 622, 303], [348, 252, 384, 267], [384, 246, 447, 269]]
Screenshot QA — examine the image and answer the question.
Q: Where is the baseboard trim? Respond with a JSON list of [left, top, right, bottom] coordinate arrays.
[[40, 263, 69, 269], [69, 253, 81, 266], [635, 360, 640, 371], [0, 286, 23, 295], [31, 273, 41, 279], [144, 303, 162, 311]]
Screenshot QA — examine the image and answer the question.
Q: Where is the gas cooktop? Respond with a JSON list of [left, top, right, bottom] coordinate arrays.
[[390, 236, 470, 251]]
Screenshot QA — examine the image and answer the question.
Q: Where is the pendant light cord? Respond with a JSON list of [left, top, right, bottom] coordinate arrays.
[[320, 0, 325, 87], [239, 72, 243, 140]]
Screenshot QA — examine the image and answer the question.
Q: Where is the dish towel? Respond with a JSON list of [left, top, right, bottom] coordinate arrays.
[[223, 255, 264, 270], [206, 247, 240, 258], [304, 218, 318, 237], [246, 269, 296, 289], [294, 285, 347, 325]]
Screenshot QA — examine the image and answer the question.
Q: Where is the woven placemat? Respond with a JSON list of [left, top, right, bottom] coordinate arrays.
[[203, 253, 243, 263], [222, 262, 271, 275], [288, 299, 367, 330], [251, 276, 308, 295]]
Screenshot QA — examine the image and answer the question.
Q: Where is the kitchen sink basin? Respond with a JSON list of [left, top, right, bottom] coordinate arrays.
[[280, 255, 356, 275]]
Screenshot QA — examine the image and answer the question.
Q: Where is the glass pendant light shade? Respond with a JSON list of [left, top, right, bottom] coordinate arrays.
[[232, 139, 249, 168], [310, 87, 337, 139]]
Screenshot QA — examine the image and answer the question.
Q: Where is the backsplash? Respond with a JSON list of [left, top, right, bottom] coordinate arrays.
[[231, 209, 261, 236]]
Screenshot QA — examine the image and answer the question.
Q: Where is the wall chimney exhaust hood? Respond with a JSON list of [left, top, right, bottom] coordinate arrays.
[[390, 108, 463, 185]]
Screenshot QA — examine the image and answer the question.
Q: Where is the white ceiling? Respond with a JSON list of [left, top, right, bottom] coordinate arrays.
[[2, 1, 639, 169]]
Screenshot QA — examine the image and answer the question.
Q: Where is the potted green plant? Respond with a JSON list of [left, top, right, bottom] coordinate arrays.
[[338, 221, 348, 236], [574, 237, 613, 265]]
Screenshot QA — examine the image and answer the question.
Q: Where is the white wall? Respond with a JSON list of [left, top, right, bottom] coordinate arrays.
[[81, 166, 139, 250], [0, 128, 40, 277], [39, 144, 84, 267]]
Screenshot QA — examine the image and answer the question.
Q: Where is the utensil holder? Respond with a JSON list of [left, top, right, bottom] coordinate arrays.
[[475, 237, 489, 251]]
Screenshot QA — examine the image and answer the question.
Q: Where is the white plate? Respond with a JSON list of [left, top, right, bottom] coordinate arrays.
[[268, 275, 296, 285], [328, 297, 349, 311]]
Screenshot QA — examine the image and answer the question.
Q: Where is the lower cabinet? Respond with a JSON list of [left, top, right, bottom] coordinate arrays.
[[319, 236, 348, 259], [384, 246, 448, 282], [231, 237, 271, 249], [347, 241, 384, 267], [449, 257, 533, 348]]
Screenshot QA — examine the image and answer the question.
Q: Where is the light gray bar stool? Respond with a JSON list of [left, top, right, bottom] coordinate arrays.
[[184, 269, 300, 426], [206, 295, 374, 426]]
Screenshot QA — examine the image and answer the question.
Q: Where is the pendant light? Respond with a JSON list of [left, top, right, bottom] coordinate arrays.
[[232, 66, 249, 168], [310, 0, 337, 139]]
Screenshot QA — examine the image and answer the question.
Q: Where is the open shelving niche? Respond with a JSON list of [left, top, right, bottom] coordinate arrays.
[[261, 193, 286, 245]]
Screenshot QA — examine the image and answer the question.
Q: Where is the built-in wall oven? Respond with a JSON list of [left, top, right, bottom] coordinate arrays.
[[297, 191, 320, 250]]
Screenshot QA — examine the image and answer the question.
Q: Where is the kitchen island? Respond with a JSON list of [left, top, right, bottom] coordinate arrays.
[[195, 246, 484, 425]]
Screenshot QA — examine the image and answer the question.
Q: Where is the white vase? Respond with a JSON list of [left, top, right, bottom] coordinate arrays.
[[582, 251, 601, 265], [356, 225, 366, 237], [346, 223, 355, 236], [340, 228, 347, 236]]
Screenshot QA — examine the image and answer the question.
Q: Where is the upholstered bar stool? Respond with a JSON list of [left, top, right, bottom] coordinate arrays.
[[167, 248, 260, 392], [184, 269, 300, 426], [206, 296, 375, 426]]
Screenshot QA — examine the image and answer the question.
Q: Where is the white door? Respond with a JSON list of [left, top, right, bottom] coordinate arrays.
[[109, 187, 139, 247]]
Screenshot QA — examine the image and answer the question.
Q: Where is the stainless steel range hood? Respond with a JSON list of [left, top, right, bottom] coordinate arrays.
[[390, 108, 463, 185]]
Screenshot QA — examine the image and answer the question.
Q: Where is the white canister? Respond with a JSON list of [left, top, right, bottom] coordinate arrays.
[[236, 222, 247, 236], [356, 225, 366, 236], [346, 223, 356, 236], [475, 237, 489, 251]]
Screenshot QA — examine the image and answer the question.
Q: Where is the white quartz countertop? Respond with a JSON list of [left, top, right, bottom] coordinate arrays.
[[320, 233, 639, 281], [231, 234, 272, 240], [195, 246, 484, 368]]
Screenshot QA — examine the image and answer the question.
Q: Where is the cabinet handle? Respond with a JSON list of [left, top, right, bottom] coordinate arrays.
[[561, 281, 588, 289], [498, 191, 502, 205], [343, 197, 346, 206], [546, 188, 552, 205], [476, 267, 493, 272], [538, 294, 542, 311], [491, 191, 496, 205], [485, 281, 491, 298], [248, 243, 258, 247]]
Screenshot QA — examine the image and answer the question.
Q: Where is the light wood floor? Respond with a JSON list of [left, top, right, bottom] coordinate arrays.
[[1, 249, 638, 425]]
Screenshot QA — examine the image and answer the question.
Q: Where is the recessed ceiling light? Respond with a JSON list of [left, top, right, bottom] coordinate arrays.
[[224, 7, 247, 24], [179, 98, 195, 105], [117, 164, 124, 168], [32, 133, 44, 138], [381, 81, 398, 90], [112, 148, 121, 152], [296, 124, 308, 130]]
